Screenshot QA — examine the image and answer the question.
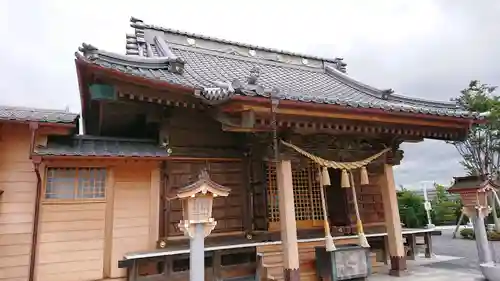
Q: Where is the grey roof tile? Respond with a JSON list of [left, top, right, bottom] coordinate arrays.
[[35, 135, 170, 158], [74, 17, 480, 120], [448, 175, 500, 192], [0, 105, 79, 124]]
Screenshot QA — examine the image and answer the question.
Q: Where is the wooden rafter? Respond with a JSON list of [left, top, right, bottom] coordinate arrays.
[[230, 104, 467, 129]]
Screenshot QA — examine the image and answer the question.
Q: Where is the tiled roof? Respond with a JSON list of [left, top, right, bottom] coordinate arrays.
[[448, 175, 500, 193], [74, 17, 479, 120], [0, 105, 79, 124], [35, 135, 170, 158]]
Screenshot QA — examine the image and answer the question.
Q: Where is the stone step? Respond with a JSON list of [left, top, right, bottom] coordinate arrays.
[[268, 270, 316, 281]]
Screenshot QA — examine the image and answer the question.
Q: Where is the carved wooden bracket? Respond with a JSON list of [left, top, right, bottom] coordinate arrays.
[[386, 149, 404, 166], [385, 139, 404, 166], [211, 109, 257, 131]]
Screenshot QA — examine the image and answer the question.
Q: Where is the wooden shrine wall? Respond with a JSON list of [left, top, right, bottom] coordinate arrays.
[[346, 168, 386, 231], [161, 108, 243, 158], [159, 109, 390, 237], [164, 160, 246, 237], [247, 134, 388, 234], [34, 161, 159, 281], [160, 107, 248, 238], [0, 123, 37, 281]]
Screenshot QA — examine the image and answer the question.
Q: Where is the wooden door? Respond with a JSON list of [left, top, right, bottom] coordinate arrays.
[[251, 159, 268, 231], [325, 169, 351, 229], [266, 161, 324, 230], [163, 160, 245, 237]]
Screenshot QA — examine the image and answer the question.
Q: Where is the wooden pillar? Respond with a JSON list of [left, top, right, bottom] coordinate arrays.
[[380, 164, 407, 276], [424, 232, 433, 258], [149, 166, 161, 248], [276, 160, 300, 281], [103, 168, 115, 277]]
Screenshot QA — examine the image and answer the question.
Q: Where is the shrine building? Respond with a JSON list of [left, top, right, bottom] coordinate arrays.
[[0, 17, 480, 281]]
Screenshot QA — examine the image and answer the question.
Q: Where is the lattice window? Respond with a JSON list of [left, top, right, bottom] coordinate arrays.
[[45, 167, 106, 200], [266, 161, 323, 225]]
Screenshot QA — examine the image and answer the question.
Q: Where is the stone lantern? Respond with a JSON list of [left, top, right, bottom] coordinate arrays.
[[170, 169, 231, 281], [448, 174, 500, 281]]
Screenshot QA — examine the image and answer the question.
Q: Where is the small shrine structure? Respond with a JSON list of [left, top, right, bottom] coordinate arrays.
[[448, 174, 500, 280], [448, 175, 499, 209]]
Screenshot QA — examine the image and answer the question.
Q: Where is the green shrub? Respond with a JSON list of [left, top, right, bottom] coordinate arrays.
[[487, 231, 500, 241], [397, 189, 426, 228], [460, 228, 475, 239], [460, 229, 500, 241]]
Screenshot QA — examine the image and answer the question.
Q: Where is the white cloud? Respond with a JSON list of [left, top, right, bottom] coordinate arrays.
[[1, 0, 498, 186]]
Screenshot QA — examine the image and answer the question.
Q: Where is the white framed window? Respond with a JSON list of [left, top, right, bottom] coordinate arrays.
[[45, 167, 106, 200]]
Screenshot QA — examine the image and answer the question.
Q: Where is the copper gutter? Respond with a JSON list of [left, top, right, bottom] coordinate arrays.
[[0, 119, 76, 128], [40, 155, 241, 162], [28, 122, 41, 281]]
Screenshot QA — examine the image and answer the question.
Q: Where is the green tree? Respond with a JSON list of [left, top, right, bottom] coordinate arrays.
[[431, 184, 460, 225], [448, 80, 500, 231], [398, 188, 427, 228]]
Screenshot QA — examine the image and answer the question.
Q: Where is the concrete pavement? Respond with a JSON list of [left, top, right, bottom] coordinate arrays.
[[369, 254, 484, 281], [368, 227, 500, 280]]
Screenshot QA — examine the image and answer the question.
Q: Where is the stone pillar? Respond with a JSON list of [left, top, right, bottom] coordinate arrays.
[[380, 164, 407, 276], [463, 206, 493, 264], [276, 160, 300, 281], [190, 223, 205, 281]]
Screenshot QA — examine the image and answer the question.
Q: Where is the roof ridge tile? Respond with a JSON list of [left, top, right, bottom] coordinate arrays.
[[128, 16, 341, 64]]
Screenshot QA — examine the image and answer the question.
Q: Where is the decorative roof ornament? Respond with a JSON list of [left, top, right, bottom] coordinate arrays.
[[78, 43, 99, 60], [127, 17, 146, 56], [332, 58, 347, 73], [194, 79, 238, 105], [130, 16, 144, 24], [381, 89, 394, 100], [247, 67, 261, 85], [154, 36, 185, 74]]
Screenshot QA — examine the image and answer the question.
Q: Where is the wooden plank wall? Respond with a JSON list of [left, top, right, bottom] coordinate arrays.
[[110, 164, 154, 278], [33, 162, 156, 280], [0, 123, 36, 281], [35, 203, 106, 281], [165, 160, 245, 237]]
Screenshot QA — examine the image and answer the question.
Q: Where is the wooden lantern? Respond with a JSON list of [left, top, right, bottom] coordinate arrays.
[[170, 169, 231, 238], [448, 175, 499, 208], [175, 169, 231, 223]]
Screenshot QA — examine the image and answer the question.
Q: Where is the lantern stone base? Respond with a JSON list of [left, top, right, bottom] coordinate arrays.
[[178, 220, 217, 238], [480, 262, 500, 281]]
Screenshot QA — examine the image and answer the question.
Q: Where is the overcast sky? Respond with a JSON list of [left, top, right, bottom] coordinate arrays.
[[2, 0, 500, 188]]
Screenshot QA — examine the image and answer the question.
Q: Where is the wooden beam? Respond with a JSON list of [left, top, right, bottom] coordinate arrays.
[[228, 96, 476, 125], [98, 101, 104, 135], [221, 125, 268, 133], [103, 168, 115, 278], [37, 126, 73, 136], [241, 110, 255, 128], [150, 166, 161, 249], [240, 105, 466, 129], [44, 156, 244, 163]]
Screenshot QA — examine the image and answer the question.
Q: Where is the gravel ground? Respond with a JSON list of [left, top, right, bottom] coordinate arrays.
[[426, 228, 500, 274]]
